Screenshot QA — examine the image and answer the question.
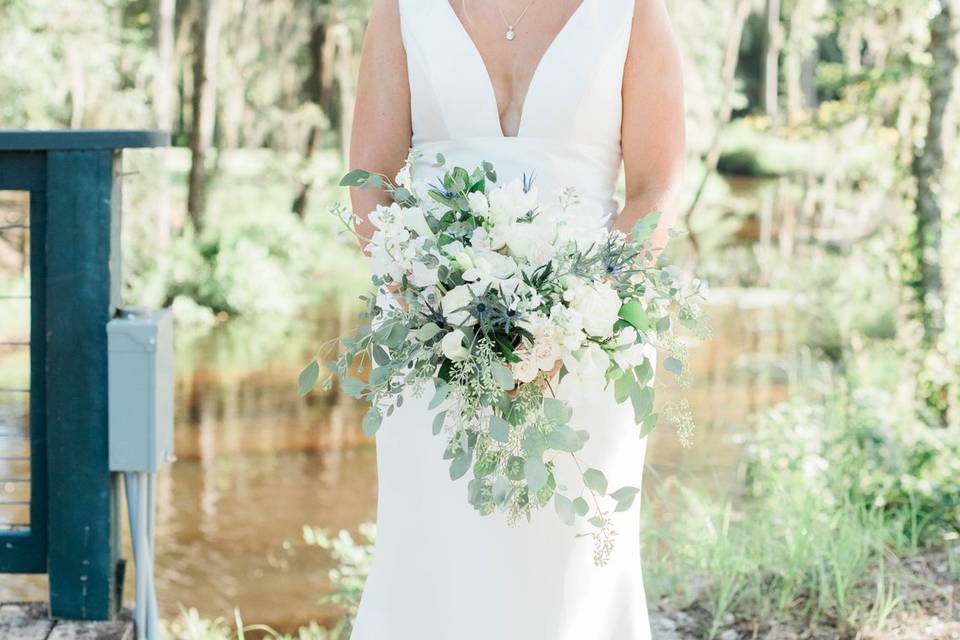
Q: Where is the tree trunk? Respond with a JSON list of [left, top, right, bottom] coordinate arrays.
[[762, 0, 782, 122], [910, 0, 958, 423], [152, 0, 176, 247], [152, 0, 176, 131], [187, 0, 223, 230], [292, 7, 355, 216], [682, 0, 752, 254]]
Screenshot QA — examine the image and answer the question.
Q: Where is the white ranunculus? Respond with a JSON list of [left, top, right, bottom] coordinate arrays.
[[488, 179, 538, 223], [512, 354, 540, 384], [441, 284, 479, 326], [565, 281, 622, 339], [402, 206, 434, 239], [441, 329, 470, 361]]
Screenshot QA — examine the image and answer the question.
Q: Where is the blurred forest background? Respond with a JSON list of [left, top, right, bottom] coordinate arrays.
[[2, 0, 960, 638]]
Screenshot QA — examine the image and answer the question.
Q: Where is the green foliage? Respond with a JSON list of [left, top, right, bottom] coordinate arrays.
[[124, 150, 367, 324]]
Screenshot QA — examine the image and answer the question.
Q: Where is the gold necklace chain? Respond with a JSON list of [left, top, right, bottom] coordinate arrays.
[[495, 0, 539, 41]]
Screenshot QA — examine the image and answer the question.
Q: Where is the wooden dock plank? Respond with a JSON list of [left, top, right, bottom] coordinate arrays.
[[0, 602, 55, 639], [0, 603, 133, 640]]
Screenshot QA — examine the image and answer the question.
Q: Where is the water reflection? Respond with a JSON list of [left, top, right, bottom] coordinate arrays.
[[1, 292, 804, 631]]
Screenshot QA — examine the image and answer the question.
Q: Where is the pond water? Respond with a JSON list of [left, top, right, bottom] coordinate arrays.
[[3, 290, 805, 631]]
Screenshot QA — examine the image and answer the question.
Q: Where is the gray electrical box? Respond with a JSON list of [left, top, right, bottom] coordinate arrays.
[[107, 307, 175, 472]]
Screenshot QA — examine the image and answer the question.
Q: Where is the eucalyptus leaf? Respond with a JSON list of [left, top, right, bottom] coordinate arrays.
[[635, 360, 654, 385], [522, 428, 548, 458], [432, 410, 447, 436], [573, 496, 589, 517], [489, 415, 512, 443], [547, 424, 583, 452], [339, 169, 371, 187], [543, 397, 571, 424], [298, 360, 320, 396], [583, 468, 608, 495], [369, 366, 392, 386], [361, 407, 382, 437], [631, 211, 661, 243], [372, 345, 391, 367], [664, 357, 684, 376], [449, 451, 471, 480], [490, 360, 515, 391], [429, 384, 450, 409], [610, 486, 640, 512], [340, 376, 366, 398], [416, 323, 442, 342], [524, 458, 549, 492], [492, 476, 512, 505], [554, 493, 576, 526], [639, 413, 658, 438], [630, 385, 654, 425], [614, 370, 635, 405]]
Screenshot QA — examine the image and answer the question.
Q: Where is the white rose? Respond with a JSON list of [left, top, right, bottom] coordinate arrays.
[[566, 281, 622, 338], [512, 355, 540, 384], [441, 329, 470, 361], [441, 284, 479, 326], [532, 339, 561, 371]]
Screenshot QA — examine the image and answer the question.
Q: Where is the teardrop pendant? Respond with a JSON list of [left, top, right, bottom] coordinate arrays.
[[505, 27, 516, 41]]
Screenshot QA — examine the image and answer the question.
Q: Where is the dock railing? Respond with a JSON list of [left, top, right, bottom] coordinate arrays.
[[0, 130, 170, 621]]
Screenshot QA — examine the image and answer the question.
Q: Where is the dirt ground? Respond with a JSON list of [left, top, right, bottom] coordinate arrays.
[[648, 549, 959, 640]]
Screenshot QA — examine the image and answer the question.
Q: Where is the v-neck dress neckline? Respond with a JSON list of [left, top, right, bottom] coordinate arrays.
[[441, 0, 588, 138]]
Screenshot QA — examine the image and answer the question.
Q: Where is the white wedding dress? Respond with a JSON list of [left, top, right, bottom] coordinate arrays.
[[351, 0, 651, 638]]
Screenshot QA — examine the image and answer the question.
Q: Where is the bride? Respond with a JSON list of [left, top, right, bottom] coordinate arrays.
[[347, 0, 685, 638]]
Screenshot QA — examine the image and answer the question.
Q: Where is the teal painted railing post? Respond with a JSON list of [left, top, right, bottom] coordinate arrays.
[[0, 130, 170, 621], [45, 148, 125, 620]]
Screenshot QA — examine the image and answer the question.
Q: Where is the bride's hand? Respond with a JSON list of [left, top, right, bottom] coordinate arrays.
[[386, 282, 409, 311]]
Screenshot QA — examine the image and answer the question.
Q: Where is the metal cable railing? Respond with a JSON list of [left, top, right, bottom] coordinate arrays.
[[0, 192, 32, 533]]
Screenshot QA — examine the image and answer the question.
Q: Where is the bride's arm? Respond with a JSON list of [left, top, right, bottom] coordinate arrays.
[[617, 0, 686, 250], [349, 0, 413, 247]]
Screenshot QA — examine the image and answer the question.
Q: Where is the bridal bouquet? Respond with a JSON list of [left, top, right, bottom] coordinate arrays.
[[300, 153, 705, 565]]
